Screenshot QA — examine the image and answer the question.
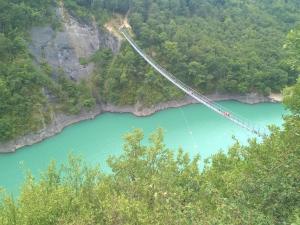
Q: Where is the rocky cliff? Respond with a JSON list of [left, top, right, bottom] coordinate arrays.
[[29, 5, 120, 80]]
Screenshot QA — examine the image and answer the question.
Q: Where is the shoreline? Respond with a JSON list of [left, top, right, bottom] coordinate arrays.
[[0, 93, 280, 153]]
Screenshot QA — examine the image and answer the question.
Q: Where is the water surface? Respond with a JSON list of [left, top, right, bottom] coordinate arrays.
[[0, 101, 285, 194]]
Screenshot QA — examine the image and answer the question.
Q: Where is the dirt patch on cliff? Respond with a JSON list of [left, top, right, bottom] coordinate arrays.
[[269, 93, 283, 102], [105, 14, 132, 40]]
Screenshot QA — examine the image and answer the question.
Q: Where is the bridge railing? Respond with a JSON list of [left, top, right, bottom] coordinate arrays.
[[120, 28, 260, 135]]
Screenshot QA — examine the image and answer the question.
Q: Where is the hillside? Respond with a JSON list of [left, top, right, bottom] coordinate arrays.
[[1, 0, 300, 142], [88, 0, 300, 105]]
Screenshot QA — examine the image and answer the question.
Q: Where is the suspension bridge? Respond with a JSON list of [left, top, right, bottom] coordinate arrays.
[[120, 27, 262, 136]]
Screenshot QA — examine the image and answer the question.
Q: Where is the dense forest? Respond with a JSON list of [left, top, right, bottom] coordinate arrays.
[[0, 68, 299, 224], [1, 0, 300, 141]]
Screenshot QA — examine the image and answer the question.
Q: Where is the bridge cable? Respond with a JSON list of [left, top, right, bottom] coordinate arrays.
[[120, 28, 263, 136]]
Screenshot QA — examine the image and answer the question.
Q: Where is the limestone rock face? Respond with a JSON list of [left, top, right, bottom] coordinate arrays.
[[29, 7, 120, 80]]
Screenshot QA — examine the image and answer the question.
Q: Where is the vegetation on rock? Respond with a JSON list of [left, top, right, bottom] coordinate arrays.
[[0, 0, 95, 141], [0, 0, 56, 141]]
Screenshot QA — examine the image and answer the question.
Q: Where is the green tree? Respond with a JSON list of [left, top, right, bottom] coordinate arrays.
[[285, 27, 300, 72], [283, 78, 300, 114]]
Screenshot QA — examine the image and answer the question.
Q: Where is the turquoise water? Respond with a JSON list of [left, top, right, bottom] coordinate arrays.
[[0, 101, 285, 194]]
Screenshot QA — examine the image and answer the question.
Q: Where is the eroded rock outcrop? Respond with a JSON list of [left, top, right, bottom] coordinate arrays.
[[29, 6, 120, 80]]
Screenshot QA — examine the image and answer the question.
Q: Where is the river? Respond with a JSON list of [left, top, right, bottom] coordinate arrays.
[[0, 101, 285, 195]]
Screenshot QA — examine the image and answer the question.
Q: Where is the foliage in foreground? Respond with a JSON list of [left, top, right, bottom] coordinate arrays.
[[0, 78, 299, 224]]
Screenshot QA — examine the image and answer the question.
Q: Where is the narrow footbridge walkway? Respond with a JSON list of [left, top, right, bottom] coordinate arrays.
[[120, 28, 261, 136]]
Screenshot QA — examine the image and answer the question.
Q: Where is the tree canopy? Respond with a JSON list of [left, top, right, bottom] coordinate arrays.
[[80, 0, 300, 106]]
